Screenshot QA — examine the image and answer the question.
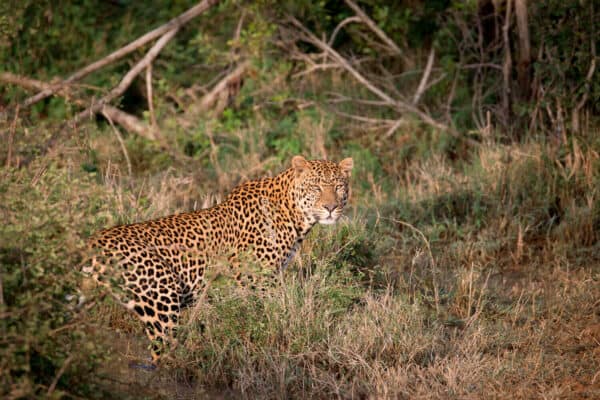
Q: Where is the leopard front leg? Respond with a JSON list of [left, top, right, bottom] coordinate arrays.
[[230, 258, 282, 293]]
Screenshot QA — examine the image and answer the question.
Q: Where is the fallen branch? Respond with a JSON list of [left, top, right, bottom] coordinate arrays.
[[1, 72, 64, 93], [21, 0, 220, 109], [102, 106, 156, 140], [0, 72, 155, 140], [70, 27, 179, 126]]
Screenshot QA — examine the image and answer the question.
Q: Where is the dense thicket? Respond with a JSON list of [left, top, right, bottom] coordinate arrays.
[[2, 0, 597, 137]]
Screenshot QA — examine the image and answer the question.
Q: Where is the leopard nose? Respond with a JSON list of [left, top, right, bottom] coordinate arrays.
[[323, 203, 337, 213]]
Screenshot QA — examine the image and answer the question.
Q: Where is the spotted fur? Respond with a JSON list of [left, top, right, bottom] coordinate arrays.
[[85, 156, 353, 361]]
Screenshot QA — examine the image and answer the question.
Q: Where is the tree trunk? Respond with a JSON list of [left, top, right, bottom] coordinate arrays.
[[514, 0, 531, 99]]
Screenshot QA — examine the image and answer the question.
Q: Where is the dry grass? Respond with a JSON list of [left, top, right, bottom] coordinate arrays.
[[88, 127, 598, 398], [1, 110, 599, 399]]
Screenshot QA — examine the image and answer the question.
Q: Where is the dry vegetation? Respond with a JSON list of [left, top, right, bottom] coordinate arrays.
[[1, 1, 599, 399], [2, 114, 598, 399]]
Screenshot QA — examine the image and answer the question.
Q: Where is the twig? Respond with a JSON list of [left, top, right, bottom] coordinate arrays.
[[461, 63, 503, 71], [292, 62, 342, 78], [185, 61, 249, 117], [20, 0, 221, 109], [102, 108, 133, 177], [382, 118, 405, 140], [328, 109, 396, 125], [47, 355, 73, 395], [145, 64, 159, 135], [233, 9, 246, 45], [328, 16, 361, 46], [326, 92, 392, 107], [412, 47, 435, 105], [445, 71, 459, 124], [70, 27, 179, 126]]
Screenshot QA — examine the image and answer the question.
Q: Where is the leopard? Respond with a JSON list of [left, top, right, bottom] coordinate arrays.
[[84, 155, 353, 362]]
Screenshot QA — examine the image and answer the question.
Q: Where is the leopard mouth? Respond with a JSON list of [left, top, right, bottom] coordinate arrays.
[[318, 216, 337, 225], [314, 210, 341, 225]]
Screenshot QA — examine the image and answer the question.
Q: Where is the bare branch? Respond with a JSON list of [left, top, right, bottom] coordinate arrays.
[[70, 27, 180, 126], [0, 72, 60, 93], [145, 64, 159, 135], [330, 109, 396, 125], [292, 63, 342, 78], [47, 355, 74, 396], [233, 9, 247, 44], [325, 92, 393, 107], [186, 61, 250, 117], [412, 47, 435, 105], [289, 16, 395, 105], [344, 0, 407, 62], [288, 16, 478, 146], [328, 16, 361, 47], [20, 0, 221, 109], [382, 118, 405, 140], [461, 63, 503, 71]]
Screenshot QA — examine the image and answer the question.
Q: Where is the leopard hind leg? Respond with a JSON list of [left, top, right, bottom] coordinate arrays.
[[121, 255, 183, 364]]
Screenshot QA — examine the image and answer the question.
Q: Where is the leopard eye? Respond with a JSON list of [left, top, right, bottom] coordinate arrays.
[[335, 184, 345, 191], [311, 185, 321, 192]]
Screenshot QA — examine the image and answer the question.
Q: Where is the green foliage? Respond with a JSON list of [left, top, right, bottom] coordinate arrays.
[[125, 136, 172, 173], [529, 1, 599, 113], [0, 166, 109, 398], [266, 114, 302, 160]]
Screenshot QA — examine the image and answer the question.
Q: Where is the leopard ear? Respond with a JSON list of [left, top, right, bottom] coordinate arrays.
[[339, 157, 353, 177], [292, 155, 309, 175]]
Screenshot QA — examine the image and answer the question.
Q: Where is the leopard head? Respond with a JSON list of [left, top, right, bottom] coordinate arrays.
[[291, 155, 353, 226]]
